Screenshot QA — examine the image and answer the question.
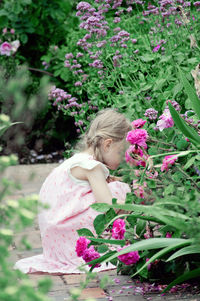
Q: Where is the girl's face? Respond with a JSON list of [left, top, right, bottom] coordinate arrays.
[[102, 139, 126, 170]]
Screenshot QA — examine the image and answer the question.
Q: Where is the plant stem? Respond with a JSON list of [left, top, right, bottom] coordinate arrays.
[[28, 67, 54, 77]]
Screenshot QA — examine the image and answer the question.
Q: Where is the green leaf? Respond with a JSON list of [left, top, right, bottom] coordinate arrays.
[[162, 268, 200, 293], [166, 245, 200, 262], [88, 237, 126, 246], [132, 240, 191, 277], [178, 66, 200, 119], [176, 138, 189, 150], [168, 103, 200, 146], [101, 238, 192, 264], [93, 214, 106, 235], [140, 54, 155, 62], [97, 245, 109, 253], [0, 122, 23, 137], [77, 228, 94, 237], [153, 79, 166, 91], [105, 208, 116, 223], [164, 184, 174, 195], [20, 33, 28, 44], [184, 156, 196, 170], [91, 203, 110, 212]]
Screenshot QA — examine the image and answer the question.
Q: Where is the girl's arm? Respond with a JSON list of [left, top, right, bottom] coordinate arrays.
[[86, 165, 113, 204], [71, 165, 126, 210]]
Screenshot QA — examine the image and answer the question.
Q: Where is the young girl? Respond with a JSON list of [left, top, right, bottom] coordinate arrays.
[[14, 109, 132, 274]]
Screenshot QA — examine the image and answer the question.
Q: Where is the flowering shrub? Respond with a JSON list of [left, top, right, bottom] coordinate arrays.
[[76, 70, 200, 292], [43, 0, 200, 136]]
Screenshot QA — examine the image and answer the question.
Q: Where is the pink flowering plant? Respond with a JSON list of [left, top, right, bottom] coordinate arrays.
[[76, 70, 200, 292]]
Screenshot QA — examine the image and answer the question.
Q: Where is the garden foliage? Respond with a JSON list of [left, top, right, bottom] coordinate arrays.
[[0, 0, 200, 294], [0, 115, 52, 301]]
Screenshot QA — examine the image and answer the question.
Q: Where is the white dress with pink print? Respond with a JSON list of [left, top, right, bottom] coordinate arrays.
[[14, 153, 131, 274]]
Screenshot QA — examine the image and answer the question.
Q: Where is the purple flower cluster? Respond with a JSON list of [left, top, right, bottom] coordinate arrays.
[[166, 99, 181, 111], [48, 86, 98, 132], [110, 30, 130, 48], [144, 108, 158, 120]]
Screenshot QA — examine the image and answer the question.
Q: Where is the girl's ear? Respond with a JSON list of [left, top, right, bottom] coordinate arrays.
[[102, 138, 112, 152]]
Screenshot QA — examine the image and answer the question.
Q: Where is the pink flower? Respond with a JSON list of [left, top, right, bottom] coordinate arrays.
[[153, 44, 161, 52], [0, 41, 12, 56], [10, 28, 15, 34], [82, 246, 101, 267], [166, 232, 172, 238], [112, 219, 126, 240], [118, 247, 140, 265], [126, 129, 148, 149], [161, 155, 178, 172], [75, 236, 91, 257], [125, 145, 146, 166], [132, 119, 146, 129], [156, 109, 174, 131]]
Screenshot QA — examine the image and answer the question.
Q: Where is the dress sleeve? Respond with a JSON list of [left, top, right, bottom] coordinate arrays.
[[68, 157, 109, 184]]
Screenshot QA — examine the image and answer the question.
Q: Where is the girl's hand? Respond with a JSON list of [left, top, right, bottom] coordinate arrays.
[[106, 175, 123, 183]]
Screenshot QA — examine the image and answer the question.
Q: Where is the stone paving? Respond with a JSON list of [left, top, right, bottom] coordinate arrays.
[[4, 163, 200, 301]]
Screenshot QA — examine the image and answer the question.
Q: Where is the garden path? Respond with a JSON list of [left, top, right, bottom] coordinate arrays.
[[5, 163, 200, 301]]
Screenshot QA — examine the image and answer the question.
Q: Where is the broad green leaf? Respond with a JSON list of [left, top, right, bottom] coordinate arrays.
[[93, 214, 106, 235], [132, 240, 191, 277], [77, 228, 94, 237], [178, 66, 200, 119], [168, 103, 200, 146], [97, 245, 109, 253], [166, 245, 200, 262], [88, 237, 126, 246], [162, 268, 200, 293], [99, 238, 191, 264]]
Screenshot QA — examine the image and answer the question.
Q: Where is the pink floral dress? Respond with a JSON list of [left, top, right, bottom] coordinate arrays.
[[14, 153, 131, 274]]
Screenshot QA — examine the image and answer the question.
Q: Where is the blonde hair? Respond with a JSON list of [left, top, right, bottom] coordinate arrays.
[[77, 108, 131, 162]]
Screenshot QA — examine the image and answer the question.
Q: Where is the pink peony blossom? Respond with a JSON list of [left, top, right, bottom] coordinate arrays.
[[0, 41, 12, 56], [161, 155, 178, 172], [82, 246, 101, 267], [126, 129, 148, 149], [118, 247, 140, 265], [156, 108, 174, 131], [112, 219, 126, 240], [132, 119, 146, 129], [75, 236, 91, 257]]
